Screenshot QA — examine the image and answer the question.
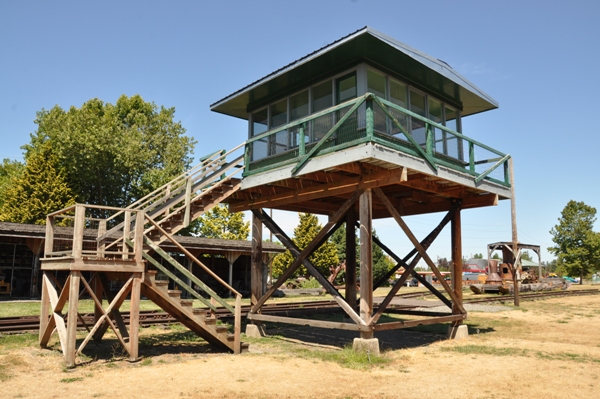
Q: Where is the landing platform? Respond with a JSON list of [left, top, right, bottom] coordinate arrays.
[[40, 257, 144, 272]]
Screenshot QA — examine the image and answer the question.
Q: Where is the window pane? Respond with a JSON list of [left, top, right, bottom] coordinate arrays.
[[336, 73, 356, 104], [270, 99, 287, 129], [410, 90, 426, 145], [252, 108, 268, 137], [312, 80, 333, 113], [367, 70, 386, 98], [428, 98, 442, 124], [445, 105, 458, 132], [390, 80, 407, 108], [290, 90, 309, 121], [389, 80, 408, 137]]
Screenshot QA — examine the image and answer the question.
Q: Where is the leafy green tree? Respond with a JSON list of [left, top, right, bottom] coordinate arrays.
[[521, 251, 532, 262], [22, 95, 195, 212], [372, 231, 394, 286], [0, 159, 24, 209], [492, 253, 501, 260], [0, 145, 75, 224], [272, 213, 339, 278], [473, 253, 483, 259], [330, 224, 392, 286], [183, 205, 249, 240], [548, 200, 600, 283]]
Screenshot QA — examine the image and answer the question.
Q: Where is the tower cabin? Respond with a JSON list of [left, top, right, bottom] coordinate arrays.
[[212, 27, 512, 347]]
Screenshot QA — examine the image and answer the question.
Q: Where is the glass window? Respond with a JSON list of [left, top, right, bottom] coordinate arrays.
[[367, 70, 386, 98], [252, 108, 268, 137], [290, 90, 309, 121], [409, 89, 427, 145], [428, 98, 443, 124], [270, 99, 287, 129], [389, 79, 408, 137], [444, 105, 458, 132], [336, 73, 356, 104], [390, 79, 407, 108], [312, 80, 333, 113]]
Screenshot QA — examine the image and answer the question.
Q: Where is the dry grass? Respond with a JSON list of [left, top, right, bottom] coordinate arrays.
[[1, 293, 599, 398]]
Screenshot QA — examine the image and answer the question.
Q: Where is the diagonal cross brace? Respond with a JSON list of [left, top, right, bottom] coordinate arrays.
[[249, 189, 365, 314], [373, 188, 466, 315], [254, 209, 366, 326]]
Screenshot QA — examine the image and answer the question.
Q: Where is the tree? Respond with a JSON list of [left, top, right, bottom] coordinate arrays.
[[521, 251, 532, 262], [473, 253, 483, 259], [22, 95, 196, 212], [0, 158, 24, 210], [0, 145, 76, 224], [330, 224, 393, 285], [371, 231, 394, 286], [183, 205, 249, 240], [272, 213, 339, 278], [548, 200, 600, 283]]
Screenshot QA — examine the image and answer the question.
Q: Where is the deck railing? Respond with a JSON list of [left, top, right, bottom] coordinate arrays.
[[245, 93, 510, 186]]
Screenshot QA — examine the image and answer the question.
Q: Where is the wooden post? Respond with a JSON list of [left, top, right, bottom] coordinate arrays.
[[134, 211, 144, 265], [97, 220, 107, 258], [122, 211, 131, 260], [345, 207, 357, 309], [39, 272, 50, 346], [72, 205, 85, 259], [251, 210, 263, 308], [451, 206, 463, 324], [234, 294, 242, 354], [65, 271, 81, 368], [129, 272, 142, 361], [184, 178, 192, 227], [359, 190, 373, 338], [509, 158, 519, 306], [93, 273, 103, 333], [44, 216, 54, 256]]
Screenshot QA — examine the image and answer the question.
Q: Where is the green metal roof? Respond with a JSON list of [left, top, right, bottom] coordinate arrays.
[[210, 27, 498, 120]]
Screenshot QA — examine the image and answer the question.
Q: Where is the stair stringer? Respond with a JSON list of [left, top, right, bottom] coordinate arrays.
[[141, 278, 236, 352]]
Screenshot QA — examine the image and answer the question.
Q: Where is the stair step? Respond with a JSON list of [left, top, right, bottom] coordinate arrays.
[[167, 290, 181, 299], [146, 270, 157, 284], [215, 325, 228, 334], [180, 299, 193, 307], [155, 280, 169, 291], [203, 317, 217, 326]]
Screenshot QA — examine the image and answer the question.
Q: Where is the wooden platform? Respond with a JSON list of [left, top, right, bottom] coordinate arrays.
[[227, 143, 510, 217]]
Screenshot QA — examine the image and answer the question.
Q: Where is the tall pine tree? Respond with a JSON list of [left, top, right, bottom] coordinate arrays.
[[0, 145, 75, 224], [272, 213, 339, 278]]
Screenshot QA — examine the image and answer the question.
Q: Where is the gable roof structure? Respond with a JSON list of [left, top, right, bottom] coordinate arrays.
[[210, 26, 498, 119]]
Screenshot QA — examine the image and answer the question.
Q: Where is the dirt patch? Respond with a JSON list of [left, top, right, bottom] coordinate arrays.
[[1, 294, 599, 398]]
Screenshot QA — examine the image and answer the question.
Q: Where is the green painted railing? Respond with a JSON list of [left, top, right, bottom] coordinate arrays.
[[244, 93, 510, 187]]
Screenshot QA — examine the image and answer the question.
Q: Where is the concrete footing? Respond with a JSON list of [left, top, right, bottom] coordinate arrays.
[[245, 323, 265, 338], [447, 324, 469, 340], [352, 338, 380, 356]]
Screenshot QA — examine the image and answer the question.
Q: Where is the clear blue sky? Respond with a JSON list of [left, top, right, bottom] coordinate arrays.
[[2, 1, 599, 265]]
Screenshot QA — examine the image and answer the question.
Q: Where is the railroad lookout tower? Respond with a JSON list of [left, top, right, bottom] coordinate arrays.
[[212, 26, 511, 348], [39, 27, 511, 366]]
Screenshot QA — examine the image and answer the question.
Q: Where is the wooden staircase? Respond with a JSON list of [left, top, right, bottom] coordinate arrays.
[[41, 143, 249, 366], [142, 271, 248, 353]]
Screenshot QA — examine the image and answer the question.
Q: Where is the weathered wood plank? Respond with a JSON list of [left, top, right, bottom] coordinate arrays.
[[247, 313, 364, 332], [373, 314, 466, 332]]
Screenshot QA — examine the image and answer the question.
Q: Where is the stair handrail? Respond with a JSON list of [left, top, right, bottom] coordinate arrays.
[[98, 141, 245, 244], [144, 214, 241, 298]]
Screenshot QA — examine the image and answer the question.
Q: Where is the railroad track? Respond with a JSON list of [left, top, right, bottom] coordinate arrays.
[[1, 289, 596, 333], [464, 288, 599, 304]]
